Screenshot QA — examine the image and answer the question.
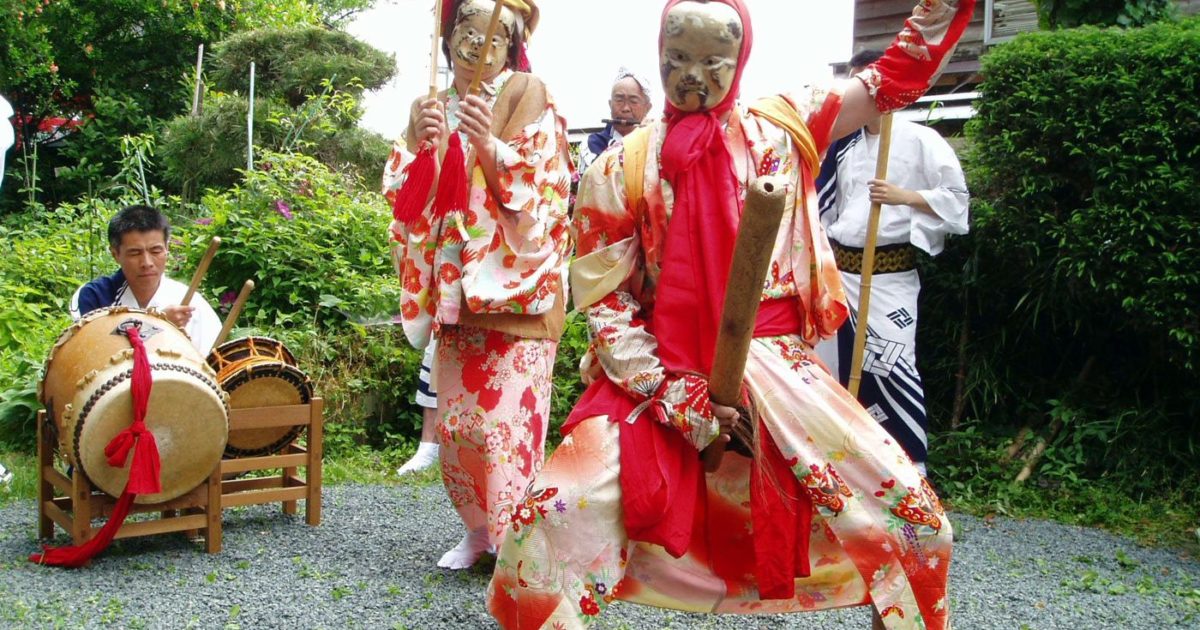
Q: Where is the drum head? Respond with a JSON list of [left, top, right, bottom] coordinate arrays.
[[207, 336, 298, 375], [76, 364, 228, 504], [223, 362, 313, 457]]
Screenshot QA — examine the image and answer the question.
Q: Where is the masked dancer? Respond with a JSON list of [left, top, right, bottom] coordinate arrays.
[[382, 0, 572, 570], [488, 1, 975, 628]]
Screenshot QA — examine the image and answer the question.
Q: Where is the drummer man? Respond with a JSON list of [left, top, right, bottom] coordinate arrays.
[[70, 204, 221, 354]]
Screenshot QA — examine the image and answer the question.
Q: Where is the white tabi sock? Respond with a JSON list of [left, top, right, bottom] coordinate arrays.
[[437, 526, 491, 570], [396, 442, 440, 476]]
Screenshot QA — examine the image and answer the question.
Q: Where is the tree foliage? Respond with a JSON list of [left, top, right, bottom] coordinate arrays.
[[158, 26, 394, 194], [0, 0, 381, 212], [209, 26, 394, 107], [1033, 0, 1175, 28]]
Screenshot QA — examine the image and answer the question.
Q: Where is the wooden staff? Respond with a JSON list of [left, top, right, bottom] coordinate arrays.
[[847, 113, 895, 398], [701, 176, 788, 473], [467, 0, 507, 96], [213, 279, 254, 348], [183, 236, 221, 307], [428, 0, 445, 100]]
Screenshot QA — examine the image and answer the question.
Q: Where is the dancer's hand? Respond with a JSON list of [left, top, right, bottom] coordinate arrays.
[[711, 402, 740, 443], [414, 98, 448, 147], [459, 94, 496, 155]]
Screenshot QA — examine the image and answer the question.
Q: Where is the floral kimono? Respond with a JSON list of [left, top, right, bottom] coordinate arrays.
[[487, 88, 952, 630], [383, 68, 572, 547]]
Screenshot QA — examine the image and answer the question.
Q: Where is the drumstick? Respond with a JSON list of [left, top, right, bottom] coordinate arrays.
[[213, 280, 254, 348], [183, 236, 221, 307]]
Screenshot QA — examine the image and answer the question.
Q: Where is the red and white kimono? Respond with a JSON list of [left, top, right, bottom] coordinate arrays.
[[487, 0, 976, 626], [383, 68, 573, 547]]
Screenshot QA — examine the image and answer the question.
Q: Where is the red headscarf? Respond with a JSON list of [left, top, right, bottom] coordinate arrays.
[[607, 0, 757, 563]]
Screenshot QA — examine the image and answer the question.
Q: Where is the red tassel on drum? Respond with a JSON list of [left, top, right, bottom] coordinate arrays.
[[30, 326, 163, 568], [392, 143, 438, 225]]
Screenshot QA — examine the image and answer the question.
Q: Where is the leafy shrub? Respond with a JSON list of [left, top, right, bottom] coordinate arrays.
[[918, 17, 1200, 491], [159, 25, 394, 195], [186, 149, 398, 329], [967, 17, 1199, 374], [1033, 0, 1175, 28], [159, 89, 389, 194], [550, 312, 589, 438]]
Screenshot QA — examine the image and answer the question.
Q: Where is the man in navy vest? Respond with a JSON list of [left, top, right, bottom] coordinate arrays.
[[70, 205, 221, 354]]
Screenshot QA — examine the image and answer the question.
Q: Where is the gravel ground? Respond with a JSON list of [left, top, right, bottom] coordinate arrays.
[[1, 483, 1198, 629]]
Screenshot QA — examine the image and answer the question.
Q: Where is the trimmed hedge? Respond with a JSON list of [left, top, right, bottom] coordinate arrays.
[[919, 17, 1200, 488]]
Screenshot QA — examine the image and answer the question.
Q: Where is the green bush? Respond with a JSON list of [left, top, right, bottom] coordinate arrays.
[[967, 17, 1199, 374], [186, 150, 398, 329], [159, 91, 390, 194], [1033, 0, 1175, 28], [159, 25, 394, 195], [918, 17, 1200, 493]]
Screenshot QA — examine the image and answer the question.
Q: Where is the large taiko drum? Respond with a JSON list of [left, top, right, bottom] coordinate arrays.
[[39, 307, 229, 504], [206, 337, 313, 457]]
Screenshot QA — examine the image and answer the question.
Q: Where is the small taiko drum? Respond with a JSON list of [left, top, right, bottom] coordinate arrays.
[[206, 337, 313, 457], [39, 307, 229, 503]]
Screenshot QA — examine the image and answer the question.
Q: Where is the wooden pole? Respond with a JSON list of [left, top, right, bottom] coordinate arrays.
[[214, 280, 255, 348], [247, 61, 256, 172], [700, 176, 788, 472], [191, 43, 205, 118], [428, 0, 445, 101], [466, 0, 507, 96], [182, 236, 221, 308], [847, 113, 894, 398]]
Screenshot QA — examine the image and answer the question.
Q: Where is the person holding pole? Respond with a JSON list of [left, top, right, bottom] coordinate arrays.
[[487, 1, 975, 629], [815, 50, 970, 476], [70, 205, 222, 355], [382, 0, 571, 570]]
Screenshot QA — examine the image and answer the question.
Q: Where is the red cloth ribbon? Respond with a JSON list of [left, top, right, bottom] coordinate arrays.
[[751, 417, 814, 598], [30, 325, 162, 568]]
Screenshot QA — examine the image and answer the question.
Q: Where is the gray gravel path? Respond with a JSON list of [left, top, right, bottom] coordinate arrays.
[[1, 484, 1198, 629]]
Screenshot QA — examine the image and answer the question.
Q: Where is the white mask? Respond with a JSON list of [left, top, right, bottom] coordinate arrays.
[[659, 1, 743, 112]]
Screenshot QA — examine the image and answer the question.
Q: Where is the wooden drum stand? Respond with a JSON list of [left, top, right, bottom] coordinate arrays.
[[36, 398, 324, 554]]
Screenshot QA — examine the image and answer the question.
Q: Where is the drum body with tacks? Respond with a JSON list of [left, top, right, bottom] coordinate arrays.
[[39, 307, 229, 503], [207, 336, 313, 457]]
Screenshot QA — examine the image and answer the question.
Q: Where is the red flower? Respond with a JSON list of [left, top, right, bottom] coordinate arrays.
[[579, 594, 600, 616], [438, 262, 461, 285]]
